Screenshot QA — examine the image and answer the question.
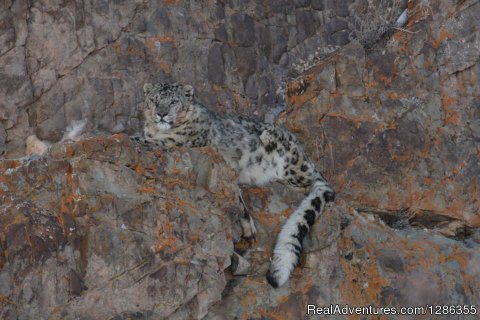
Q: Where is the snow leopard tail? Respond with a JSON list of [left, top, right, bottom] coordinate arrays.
[[266, 179, 335, 288]]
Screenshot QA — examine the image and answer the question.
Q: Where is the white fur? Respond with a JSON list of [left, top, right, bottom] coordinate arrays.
[[156, 122, 172, 130], [238, 155, 286, 186], [270, 213, 309, 286], [268, 181, 328, 287]]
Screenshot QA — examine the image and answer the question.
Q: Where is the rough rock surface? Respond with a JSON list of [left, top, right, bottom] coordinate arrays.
[[1, 0, 395, 157], [0, 135, 242, 319], [1, 0, 480, 319]]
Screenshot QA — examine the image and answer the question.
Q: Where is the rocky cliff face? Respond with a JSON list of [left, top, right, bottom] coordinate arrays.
[[1, 0, 480, 319], [1, 0, 406, 157], [0, 135, 243, 319]]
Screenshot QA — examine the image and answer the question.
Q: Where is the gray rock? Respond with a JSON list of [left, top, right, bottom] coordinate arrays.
[[295, 10, 318, 42], [268, 26, 289, 63], [0, 122, 5, 155], [330, 29, 351, 45], [326, 17, 349, 35], [311, 0, 324, 10], [207, 43, 226, 85], [213, 25, 228, 42], [233, 47, 257, 78], [327, 0, 349, 17], [230, 252, 251, 276], [0, 46, 33, 133], [0, 135, 241, 319], [294, 0, 310, 8], [245, 75, 258, 99], [0, 27, 15, 57], [230, 13, 255, 47]]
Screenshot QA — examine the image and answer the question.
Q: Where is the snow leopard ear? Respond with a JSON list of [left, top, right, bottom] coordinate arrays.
[[143, 83, 154, 95], [183, 85, 194, 101]]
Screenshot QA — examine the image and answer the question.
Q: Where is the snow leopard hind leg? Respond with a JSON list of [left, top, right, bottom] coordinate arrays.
[[259, 127, 335, 288]]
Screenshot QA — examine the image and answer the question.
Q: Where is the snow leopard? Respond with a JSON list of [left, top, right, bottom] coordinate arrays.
[[136, 82, 335, 288]]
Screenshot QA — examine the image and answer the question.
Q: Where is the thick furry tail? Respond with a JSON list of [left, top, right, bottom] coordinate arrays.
[[266, 180, 335, 288]]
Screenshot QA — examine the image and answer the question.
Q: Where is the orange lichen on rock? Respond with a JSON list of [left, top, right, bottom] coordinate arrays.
[[164, 0, 181, 5], [255, 210, 282, 230], [431, 29, 454, 49], [286, 75, 317, 108], [440, 94, 460, 125], [154, 233, 179, 254], [146, 36, 176, 50], [339, 227, 390, 312], [163, 177, 194, 189], [138, 185, 156, 193], [325, 112, 380, 129]]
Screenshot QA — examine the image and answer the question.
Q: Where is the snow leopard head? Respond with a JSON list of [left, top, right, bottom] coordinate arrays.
[[143, 82, 194, 130]]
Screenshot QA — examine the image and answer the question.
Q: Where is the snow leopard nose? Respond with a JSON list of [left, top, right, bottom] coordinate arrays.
[[323, 189, 335, 203], [157, 111, 168, 118]]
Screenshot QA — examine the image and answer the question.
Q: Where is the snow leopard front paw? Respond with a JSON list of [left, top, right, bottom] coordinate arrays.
[[129, 135, 157, 151], [129, 135, 148, 144]]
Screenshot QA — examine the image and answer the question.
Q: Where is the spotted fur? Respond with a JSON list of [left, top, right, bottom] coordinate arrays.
[[140, 83, 335, 288]]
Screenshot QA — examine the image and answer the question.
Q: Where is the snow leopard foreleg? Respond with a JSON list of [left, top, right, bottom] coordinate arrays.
[[129, 135, 156, 150], [130, 134, 169, 149], [266, 179, 335, 288]]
